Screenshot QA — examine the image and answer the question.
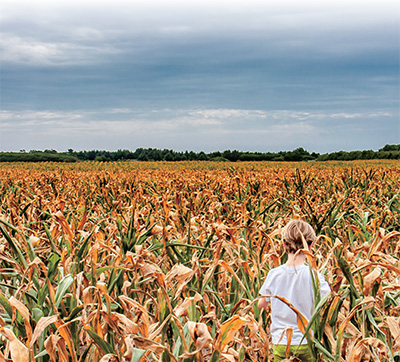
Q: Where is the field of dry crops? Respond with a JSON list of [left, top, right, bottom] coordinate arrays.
[[0, 160, 399, 362]]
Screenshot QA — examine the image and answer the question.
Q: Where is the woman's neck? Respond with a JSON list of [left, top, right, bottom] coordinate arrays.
[[286, 252, 307, 267]]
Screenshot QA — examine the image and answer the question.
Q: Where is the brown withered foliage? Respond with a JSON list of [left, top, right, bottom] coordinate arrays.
[[0, 160, 398, 361]]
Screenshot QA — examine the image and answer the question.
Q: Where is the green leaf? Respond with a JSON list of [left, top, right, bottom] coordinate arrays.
[[0, 223, 27, 268], [85, 326, 114, 354], [209, 350, 220, 362], [76, 228, 95, 262], [78, 343, 93, 362], [32, 307, 44, 322], [0, 294, 12, 318], [64, 305, 84, 322], [54, 274, 74, 309], [34, 349, 49, 359], [130, 348, 147, 362], [314, 338, 335, 361], [239, 346, 246, 362], [161, 349, 171, 362], [44, 223, 57, 253], [337, 256, 360, 299], [107, 269, 125, 295], [46, 253, 61, 279]]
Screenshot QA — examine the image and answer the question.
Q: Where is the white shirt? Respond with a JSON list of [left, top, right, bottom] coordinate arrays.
[[259, 264, 330, 345]]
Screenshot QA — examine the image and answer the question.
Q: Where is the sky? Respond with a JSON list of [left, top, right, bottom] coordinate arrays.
[[1, 0, 399, 153]]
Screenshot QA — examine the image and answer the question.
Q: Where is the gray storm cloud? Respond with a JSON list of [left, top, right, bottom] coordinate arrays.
[[1, 0, 399, 152]]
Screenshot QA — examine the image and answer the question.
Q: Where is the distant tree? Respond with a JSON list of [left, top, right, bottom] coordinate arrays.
[[18, 144, 394, 163], [198, 151, 207, 161], [380, 144, 400, 152], [164, 151, 173, 161], [208, 151, 222, 159], [189, 151, 198, 160], [222, 150, 240, 162]]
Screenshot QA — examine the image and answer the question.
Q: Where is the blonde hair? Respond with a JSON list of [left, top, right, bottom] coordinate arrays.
[[281, 219, 316, 254]]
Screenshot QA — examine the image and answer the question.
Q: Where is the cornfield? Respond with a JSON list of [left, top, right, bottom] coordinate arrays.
[[0, 160, 399, 362]]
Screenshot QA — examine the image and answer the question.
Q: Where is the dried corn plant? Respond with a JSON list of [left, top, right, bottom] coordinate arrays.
[[0, 160, 398, 362]]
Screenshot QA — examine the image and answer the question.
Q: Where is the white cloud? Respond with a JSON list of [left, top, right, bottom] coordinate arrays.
[[1, 107, 391, 126], [330, 113, 362, 119], [1, 107, 393, 148], [0, 35, 118, 66], [1, 106, 397, 152], [188, 109, 267, 119]]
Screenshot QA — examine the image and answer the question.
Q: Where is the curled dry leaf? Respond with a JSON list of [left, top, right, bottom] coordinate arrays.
[[217, 315, 250, 351], [151, 224, 163, 235], [218, 260, 248, 292], [29, 235, 40, 247], [30, 315, 58, 348], [96, 281, 108, 294], [174, 293, 202, 317], [82, 286, 95, 305], [123, 335, 134, 361], [180, 321, 212, 358], [0, 327, 29, 362], [45, 334, 61, 361], [54, 210, 74, 241], [141, 262, 163, 277], [119, 295, 151, 337], [130, 335, 165, 355], [28, 256, 47, 273], [296, 249, 317, 270], [386, 316, 400, 348], [221, 352, 236, 362], [165, 263, 194, 284], [362, 268, 381, 296], [348, 337, 388, 362], [9, 296, 30, 321], [338, 296, 376, 337], [8, 296, 33, 345], [188, 321, 212, 350], [112, 312, 139, 334], [99, 354, 120, 362], [277, 327, 293, 358]]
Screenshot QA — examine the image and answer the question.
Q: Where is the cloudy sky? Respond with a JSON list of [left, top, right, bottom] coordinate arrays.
[[1, 0, 399, 153]]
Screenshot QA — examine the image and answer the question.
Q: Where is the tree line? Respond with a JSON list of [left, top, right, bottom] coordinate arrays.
[[0, 144, 398, 162]]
